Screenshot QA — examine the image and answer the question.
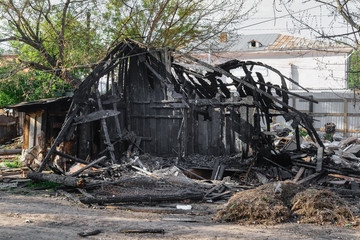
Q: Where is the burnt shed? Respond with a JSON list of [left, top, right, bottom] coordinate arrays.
[[8, 97, 72, 150], [34, 39, 321, 172]]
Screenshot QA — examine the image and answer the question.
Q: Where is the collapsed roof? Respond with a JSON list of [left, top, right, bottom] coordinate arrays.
[[33, 39, 322, 172]]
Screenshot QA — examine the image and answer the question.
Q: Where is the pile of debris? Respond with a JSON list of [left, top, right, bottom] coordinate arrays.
[[1, 133, 360, 226]]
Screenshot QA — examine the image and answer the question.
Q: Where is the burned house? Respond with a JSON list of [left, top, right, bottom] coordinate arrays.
[[27, 39, 322, 173]]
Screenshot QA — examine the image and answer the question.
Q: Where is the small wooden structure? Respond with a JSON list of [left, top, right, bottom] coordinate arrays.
[[8, 97, 72, 149]]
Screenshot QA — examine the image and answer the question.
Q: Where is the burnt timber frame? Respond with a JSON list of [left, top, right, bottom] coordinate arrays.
[[38, 39, 323, 172]]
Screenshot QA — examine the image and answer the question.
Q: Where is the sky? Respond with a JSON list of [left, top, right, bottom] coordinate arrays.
[[237, 1, 349, 40]]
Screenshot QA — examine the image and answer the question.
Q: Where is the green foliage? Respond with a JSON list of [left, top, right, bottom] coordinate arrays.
[[0, 0, 256, 105], [349, 51, 360, 89], [0, 64, 72, 107], [103, 0, 206, 48], [103, 0, 254, 49], [3, 156, 22, 168]]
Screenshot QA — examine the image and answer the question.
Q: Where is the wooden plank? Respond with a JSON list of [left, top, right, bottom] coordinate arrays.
[[225, 110, 231, 155], [207, 108, 213, 154], [178, 166, 206, 180], [219, 106, 225, 155], [183, 110, 189, 156], [293, 167, 305, 183], [69, 156, 107, 177], [315, 128, 360, 134], [130, 115, 183, 119], [233, 108, 241, 153], [215, 164, 226, 180], [119, 229, 165, 234], [29, 114, 35, 148], [149, 101, 157, 154], [211, 159, 220, 180], [344, 98, 348, 137], [316, 146, 323, 172], [211, 108, 221, 154], [95, 90, 116, 164], [295, 126, 300, 151], [198, 114, 208, 154], [23, 114, 30, 149], [297, 172, 323, 185], [263, 157, 294, 175], [79, 192, 204, 204], [73, 110, 120, 125], [35, 113, 42, 146], [189, 99, 255, 107], [328, 174, 360, 183], [239, 105, 248, 157]]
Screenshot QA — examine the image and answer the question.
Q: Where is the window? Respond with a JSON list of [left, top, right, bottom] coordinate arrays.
[[248, 40, 262, 48]]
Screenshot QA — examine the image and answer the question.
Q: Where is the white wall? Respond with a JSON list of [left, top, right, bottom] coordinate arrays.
[[207, 50, 350, 90]]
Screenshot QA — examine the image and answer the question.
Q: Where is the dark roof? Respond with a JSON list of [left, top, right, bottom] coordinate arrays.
[[7, 96, 72, 112]]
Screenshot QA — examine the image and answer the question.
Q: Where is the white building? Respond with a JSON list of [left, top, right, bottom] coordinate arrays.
[[194, 33, 353, 90], [192, 34, 359, 137]]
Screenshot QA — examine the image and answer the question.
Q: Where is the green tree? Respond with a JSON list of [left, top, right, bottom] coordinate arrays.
[[104, 0, 257, 50], [0, 0, 259, 106], [0, 65, 71, 107], [0, 0, 105, 88], [349, 51, 360, 90]]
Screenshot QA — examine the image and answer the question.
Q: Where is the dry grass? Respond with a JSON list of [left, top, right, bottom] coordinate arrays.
[[291, 188, 354, 225], [216, 182, 354, 225], [215, 181, 303, 224]]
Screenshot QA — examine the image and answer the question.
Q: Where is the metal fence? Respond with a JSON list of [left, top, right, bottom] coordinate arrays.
[[274, 90, 360, 137]]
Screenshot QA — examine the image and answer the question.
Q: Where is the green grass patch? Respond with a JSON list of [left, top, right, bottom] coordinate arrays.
[[3, 156, 22, 168], [25, 181, 63, 190]]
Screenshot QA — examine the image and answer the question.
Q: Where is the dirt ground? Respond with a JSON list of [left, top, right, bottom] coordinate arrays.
[[0, 190, 359, 240]]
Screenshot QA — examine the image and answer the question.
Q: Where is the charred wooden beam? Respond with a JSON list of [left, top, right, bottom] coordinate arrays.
[[27, 171, 85, 188], [95, 90, 117, 164], [73, 110, 120, 125], [297, 171, 324, 185], [111, 70, 122, 137], [255, 81, 318, 104], [79, 191, 204, 204]]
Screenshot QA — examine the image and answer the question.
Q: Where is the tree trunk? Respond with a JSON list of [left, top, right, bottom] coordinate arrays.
[[58, 70, 81, 88]]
